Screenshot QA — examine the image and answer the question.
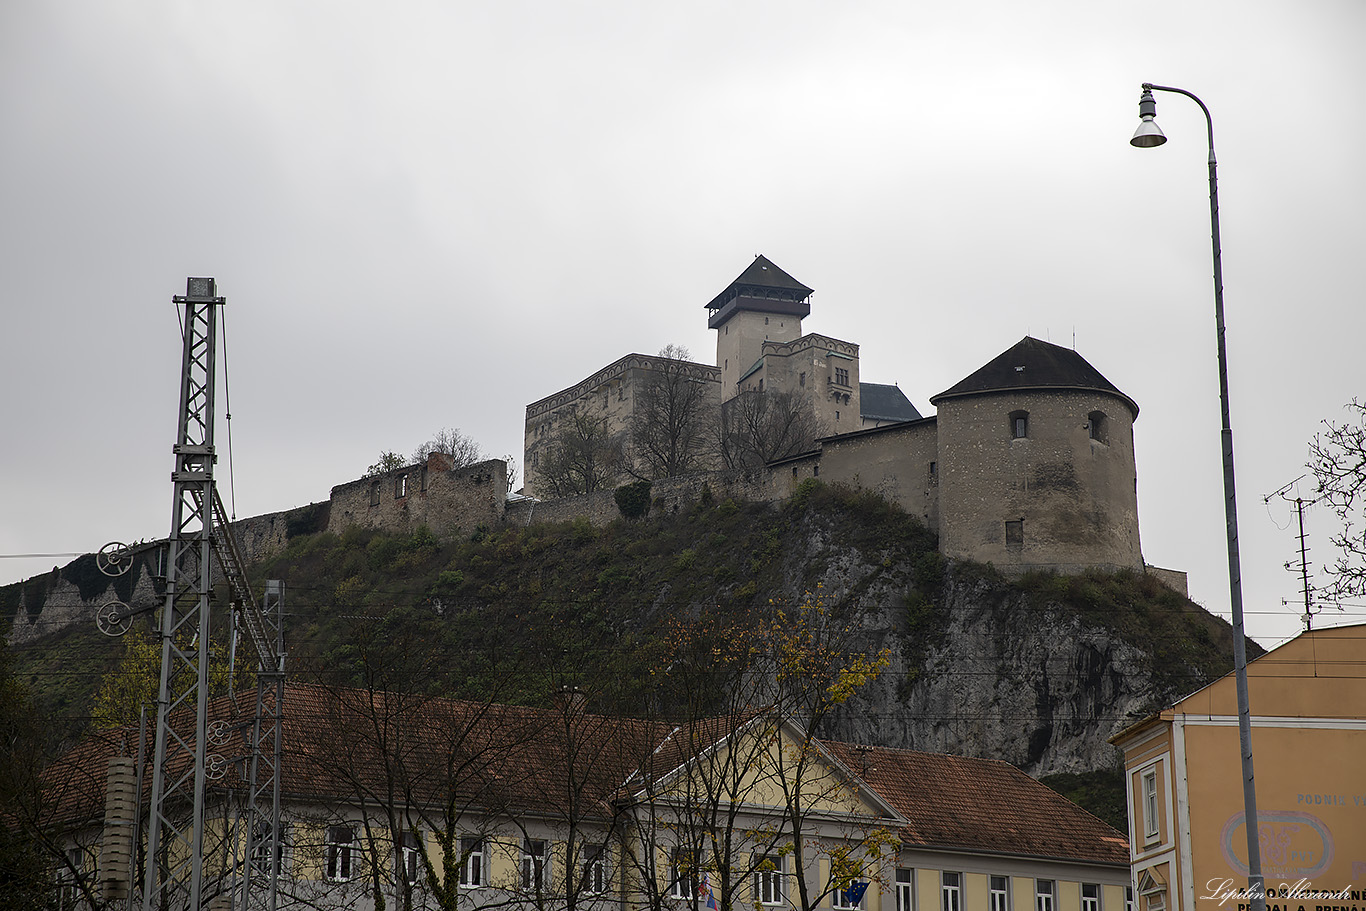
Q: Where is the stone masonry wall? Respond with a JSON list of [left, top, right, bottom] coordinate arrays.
[[328, 456, 508, 539], [936, 389, 1141, 573]]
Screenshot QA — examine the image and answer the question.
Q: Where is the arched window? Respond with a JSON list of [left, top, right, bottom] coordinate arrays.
[[1088, 410, 1109, 443], [1009, 410, 1029, 439]]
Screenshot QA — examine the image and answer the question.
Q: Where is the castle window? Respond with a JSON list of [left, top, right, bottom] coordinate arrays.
[[929, 461, 937, 477], [800, 372, 806, 387], [758, 379, 763, 391], [1005, 520, 1023, 548], [396, 474, 408, 499], [370, 482, 381, 506], [765, 316, 770, 324], [834, 367, 849, 387], [1009, 410, 1029, 439], [1088, 410, 1109, 443]]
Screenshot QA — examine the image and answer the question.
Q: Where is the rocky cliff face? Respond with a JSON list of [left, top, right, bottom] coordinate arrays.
[[774, 508, 1231, 777]]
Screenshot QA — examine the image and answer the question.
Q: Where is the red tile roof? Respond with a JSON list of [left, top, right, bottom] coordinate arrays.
[[823, 742, 1128, 865]]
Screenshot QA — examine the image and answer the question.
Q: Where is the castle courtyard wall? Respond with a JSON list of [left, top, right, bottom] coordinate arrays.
[[802, 418, 941, 533]]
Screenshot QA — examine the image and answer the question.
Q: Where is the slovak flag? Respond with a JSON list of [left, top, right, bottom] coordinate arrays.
[[844, 882, 868, 907], [701, 873, 718, 910]]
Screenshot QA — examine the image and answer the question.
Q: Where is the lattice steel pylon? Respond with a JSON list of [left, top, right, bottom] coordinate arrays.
[[234, 579, 285, 911], [142, 277, 222, 911], [142, 278, 284, 911]]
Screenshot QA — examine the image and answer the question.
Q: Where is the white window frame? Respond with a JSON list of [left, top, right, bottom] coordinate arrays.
[[325, 825, 355, 883], [1036, 879, 1055, 911], [895, 868, 914, 911], [1142, 768, 1160, 840], [459, 836, 486, 888], [941, 872, 962, 911], [669, 847, 699, 900], [398, 831, 422, 887], [833, 879, 864, 910], [755, 855, 784, 906], [581, 845, 607, 895], [522, 839, 547, 891], [1082, 883, 1101, 911], [990, 876, 1010, 911], [252, 821, 289, 877]]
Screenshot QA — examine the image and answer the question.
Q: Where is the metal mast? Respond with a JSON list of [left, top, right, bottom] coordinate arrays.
[[143, 277, 223, 911], [236, 579, 286, 911]]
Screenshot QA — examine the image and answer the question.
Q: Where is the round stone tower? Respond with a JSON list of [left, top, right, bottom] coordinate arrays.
[[929, 336, 1142, 573]]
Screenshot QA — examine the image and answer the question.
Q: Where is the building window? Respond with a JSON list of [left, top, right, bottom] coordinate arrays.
[[326, 825, 355, 882], [800, 372, 806, 387], [396, 474, 408, 499], [370, 482, 381, 506], [1142, 768, 1159, 839], [895, 868, 914, 911], [1005, 519, 1024, 548], [758, 379, 764, 391], [834, 879, 865, 909], [1082, 883, 1101, 911], [1125, 887, 1134, 911], [459, 837, 486, 888], [252, 821, 288, 877], [1036, 880, 1055, 911], [755, 855, 784, 905], [581, 845, 607, 895], [835, 410, 840, 421], [669, 847, 699, 899], [1138, 873, 1166, 911], [522, 839, 547, 891], [941, 872, 962, 911], [399, 831, 422, 886], [990, 876, 1010, 911], [834, 367, 850, 387], [1010, 410, 1029, 439], [929, 461, 937, 477], [1088, 410, 1109, 443], [58, 847, 81, 910]]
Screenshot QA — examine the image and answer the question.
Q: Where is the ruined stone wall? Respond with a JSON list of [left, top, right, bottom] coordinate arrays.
[[328, 457, 508, 538], [936, 390, 1141, 573]]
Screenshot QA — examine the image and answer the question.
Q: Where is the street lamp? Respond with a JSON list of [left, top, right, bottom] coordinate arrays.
[[1131, 83, 1264, 911]]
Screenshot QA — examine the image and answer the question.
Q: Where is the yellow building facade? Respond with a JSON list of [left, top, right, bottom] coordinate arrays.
[[1112, 623, 1366, 911]]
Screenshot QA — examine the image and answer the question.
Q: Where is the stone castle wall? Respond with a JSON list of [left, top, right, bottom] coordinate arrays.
[[328, 455, 508, 539]]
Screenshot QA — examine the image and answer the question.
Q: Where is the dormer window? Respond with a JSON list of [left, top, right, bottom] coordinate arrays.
[[1009, 410, 1029, 439]]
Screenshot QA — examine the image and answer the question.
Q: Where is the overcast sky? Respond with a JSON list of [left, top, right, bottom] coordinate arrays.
[[2, 1, 1362, 648]]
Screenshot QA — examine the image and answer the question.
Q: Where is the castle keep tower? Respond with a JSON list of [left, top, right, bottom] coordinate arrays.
[[930, 337, 1142, 573], [707, 255, 812, 398]]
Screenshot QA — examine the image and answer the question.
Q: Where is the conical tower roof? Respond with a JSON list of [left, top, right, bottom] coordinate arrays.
[[930, 336, 1138, 416]]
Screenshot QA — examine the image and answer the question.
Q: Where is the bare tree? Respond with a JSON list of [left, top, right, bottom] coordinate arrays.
[[1310, 398, 1366, 601], [623, 598, 894, 911], [628, 345, 718, 481], [539, 412, 624, 497], [413, 428, 486, 468], [719, 390, 819, 469]]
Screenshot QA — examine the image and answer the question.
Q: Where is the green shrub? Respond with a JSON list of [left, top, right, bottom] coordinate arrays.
[[615, 481, 653, 519]]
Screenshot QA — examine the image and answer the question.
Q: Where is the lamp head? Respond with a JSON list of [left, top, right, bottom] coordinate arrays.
[[1130, 88, 1167, 148]]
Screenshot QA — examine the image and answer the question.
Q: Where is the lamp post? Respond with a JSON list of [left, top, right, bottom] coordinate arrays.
[[1131, 83, 1264, 911]]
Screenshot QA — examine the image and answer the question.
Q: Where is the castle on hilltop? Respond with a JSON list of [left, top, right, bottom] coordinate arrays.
[[521, 256, 1163, 579]]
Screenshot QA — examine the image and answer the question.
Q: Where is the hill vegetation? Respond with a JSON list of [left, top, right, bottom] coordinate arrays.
[[3, 480, 1251, 830]]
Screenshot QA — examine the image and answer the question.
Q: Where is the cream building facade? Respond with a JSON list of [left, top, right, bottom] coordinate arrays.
[[1111, 623, 1366, 911]]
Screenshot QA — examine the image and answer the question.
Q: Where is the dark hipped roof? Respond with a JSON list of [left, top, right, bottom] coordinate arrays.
[[823, 742, 1128, 866], [859, 383, 923, 422], [930, 336, 1137, 417], [705, 254, 813, 311]]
